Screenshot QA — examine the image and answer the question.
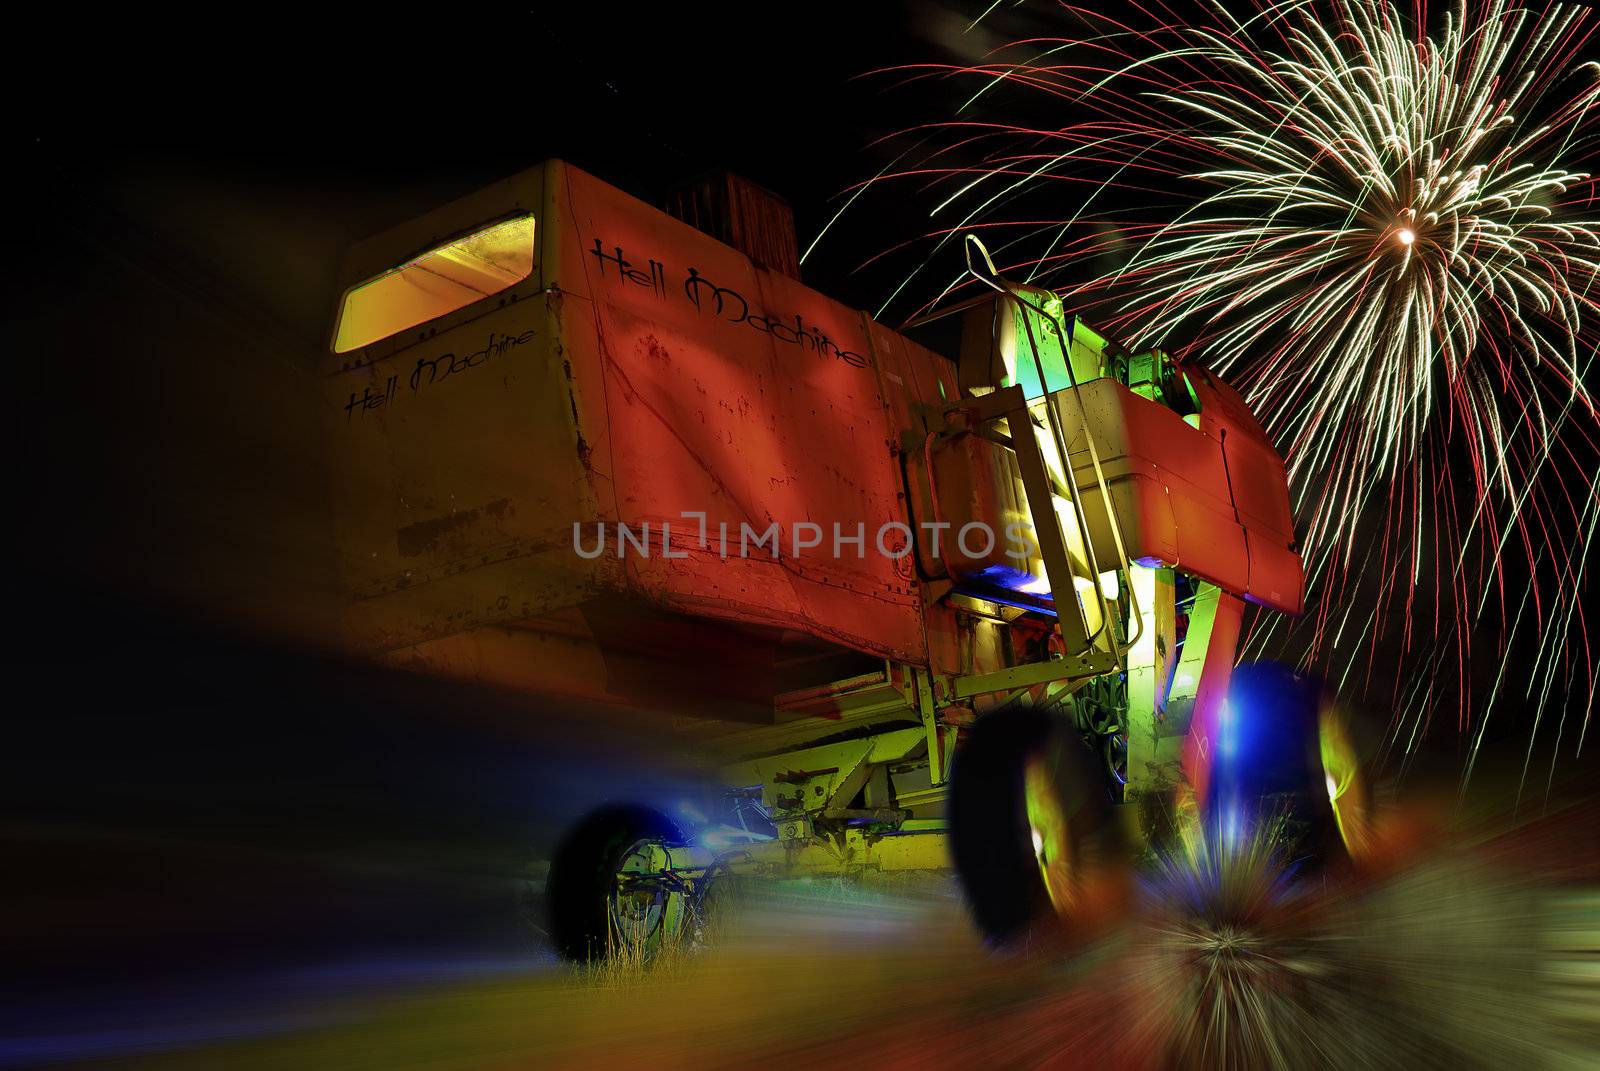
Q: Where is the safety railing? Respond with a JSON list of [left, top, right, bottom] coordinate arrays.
[[959, 235, 1141, 661]]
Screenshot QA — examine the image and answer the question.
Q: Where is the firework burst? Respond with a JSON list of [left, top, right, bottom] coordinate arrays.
[[855, 0, 1600, 780]]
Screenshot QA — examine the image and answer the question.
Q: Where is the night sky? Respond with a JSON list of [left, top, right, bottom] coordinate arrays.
[[19, 4, 973, 332]]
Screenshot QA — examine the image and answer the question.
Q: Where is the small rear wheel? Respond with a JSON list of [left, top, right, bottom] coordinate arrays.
[[547, 805, 690, 961]]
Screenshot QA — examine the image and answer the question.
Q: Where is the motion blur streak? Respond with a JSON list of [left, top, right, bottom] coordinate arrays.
[[68, 803, 1599, 1071]]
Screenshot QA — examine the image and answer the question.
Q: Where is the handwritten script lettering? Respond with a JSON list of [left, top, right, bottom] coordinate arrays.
[[343, 330, 533, 421], [591, 239, 869, 369]]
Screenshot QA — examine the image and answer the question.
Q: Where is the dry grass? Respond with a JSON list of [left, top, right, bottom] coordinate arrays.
[[565, 871, 960, 991], [568, 909, 701, 990]]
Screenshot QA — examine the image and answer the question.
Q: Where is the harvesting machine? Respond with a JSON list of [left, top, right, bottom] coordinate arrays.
[[325, 161, 1368, 957]]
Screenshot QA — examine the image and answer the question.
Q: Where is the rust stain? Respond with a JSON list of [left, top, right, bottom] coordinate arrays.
[[643, 334, 673, 364], [561, 356, 593, 470], [396, 498, 511, 558]]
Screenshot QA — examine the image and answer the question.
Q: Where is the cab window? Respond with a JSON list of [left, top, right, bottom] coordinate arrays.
[[333, 214, 536, 354]]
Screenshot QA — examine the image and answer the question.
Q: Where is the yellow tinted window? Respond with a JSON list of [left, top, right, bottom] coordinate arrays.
[[333, 215, 535, 353]]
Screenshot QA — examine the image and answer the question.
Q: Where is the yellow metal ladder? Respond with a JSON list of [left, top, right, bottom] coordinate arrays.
[[943, 236, 1141, 696]]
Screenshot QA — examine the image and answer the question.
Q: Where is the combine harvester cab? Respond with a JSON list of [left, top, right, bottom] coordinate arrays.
[[324, 163, 1356, 958]]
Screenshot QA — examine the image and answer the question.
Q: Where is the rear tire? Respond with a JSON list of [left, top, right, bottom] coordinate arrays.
[[546, 804, 685, 962]]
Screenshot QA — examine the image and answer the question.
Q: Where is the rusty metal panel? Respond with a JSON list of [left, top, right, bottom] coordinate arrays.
[[923, 372, 1300, 616], [860, 318, 960, 435], [1058, 380, 1248, 606], [550, 164, 930, 661], [324, 166, 616, 652], [324, 161, 952, 670], [1184, 369, 1304, 613], [1060, 375, 1302, 614], [326, 290, 607, 653]]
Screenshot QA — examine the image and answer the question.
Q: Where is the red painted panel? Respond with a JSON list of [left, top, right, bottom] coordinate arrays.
[[551, 165, 945, 661]]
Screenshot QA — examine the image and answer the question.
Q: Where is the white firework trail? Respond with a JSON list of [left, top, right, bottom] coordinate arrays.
[[854, 0, 1600, 778]]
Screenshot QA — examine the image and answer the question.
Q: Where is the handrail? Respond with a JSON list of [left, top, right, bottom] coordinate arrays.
[[961, 235, 1142, 657]]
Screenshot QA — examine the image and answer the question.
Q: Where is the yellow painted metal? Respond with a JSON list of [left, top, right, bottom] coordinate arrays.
[[1181, 587, 1246, 804], [717, 829, 951, 879], [946, 259, 1146, 657], [915, 668, 956, 787], [862, 832, 951, 872], [719, 726, 929, 831], [1125, 566, 1180, 802], [946, 653, 1109, 700], [610, 838, 689, 955], [684, 663, 920, 761], [1168, 584, 1220, 714]]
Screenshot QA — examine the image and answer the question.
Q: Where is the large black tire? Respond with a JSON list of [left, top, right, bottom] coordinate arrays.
[[949, 706, 1119, 945], [546, 804, 684, 961], [1209, 663, 1347, 868]]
